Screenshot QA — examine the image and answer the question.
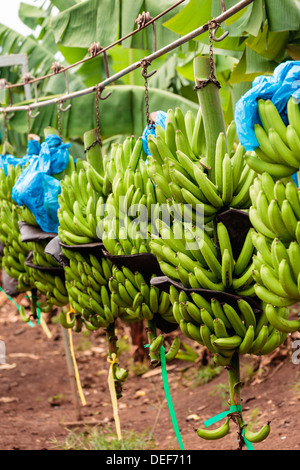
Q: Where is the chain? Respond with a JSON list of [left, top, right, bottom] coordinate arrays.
[[84, 86, 103, 154], [144, 75, 153, 128], [194, 22, 221, 90], [95, 86, 102, 144], [141, 60, 155, 129], [27, 108, 31, 135], [57, 101, 62, 138], [2, 112, 7, 143]]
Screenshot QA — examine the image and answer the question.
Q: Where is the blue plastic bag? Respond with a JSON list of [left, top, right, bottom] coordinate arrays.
[[12, 134, 70, 233], [19, 173, 61, 234], [142, 111, 167, 156], [27, 139, 41, 157], [0, 140, 41, 176], [234, 61, 300, 152]]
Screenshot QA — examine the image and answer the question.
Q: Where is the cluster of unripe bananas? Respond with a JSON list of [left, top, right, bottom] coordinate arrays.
[[245, 97, 300, 178], [0, 164, 33, 292], [146, 108, 255, 224], [244, 97, 300, 334], [26, 239, 69, 312]]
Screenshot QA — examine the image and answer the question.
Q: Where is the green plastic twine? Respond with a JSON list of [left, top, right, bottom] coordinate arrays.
[[144, 343, 184, 450], [0, 287, 34, 327], [160, 345, 185, 450], [204, 405, 254, 450]]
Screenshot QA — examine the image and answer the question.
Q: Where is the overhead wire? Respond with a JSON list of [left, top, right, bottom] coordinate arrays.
[[1, 0, 187, 91], [0, 0, 255, 115]]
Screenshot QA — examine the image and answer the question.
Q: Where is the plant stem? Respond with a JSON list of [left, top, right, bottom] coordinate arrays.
[[106, 321, 118, 358], [193, 56, 227, 183], [227, 351, 245, 448], [227, 351, 241, 407], [146, 318, 160, 366], [105, 321, 123, 399]]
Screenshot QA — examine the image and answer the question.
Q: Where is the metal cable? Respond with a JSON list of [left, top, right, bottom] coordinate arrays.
[[2, 0, 187, 91], [0, 0, 255, 115]]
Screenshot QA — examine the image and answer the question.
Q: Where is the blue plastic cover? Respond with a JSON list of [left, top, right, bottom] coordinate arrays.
[[234, 61, 300, 151], [12, 134, 70, 233], [0, 140, 41, 176], [142, 110, 167, 156]]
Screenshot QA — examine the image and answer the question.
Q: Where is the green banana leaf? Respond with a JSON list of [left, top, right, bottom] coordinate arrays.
[[50, 0, 184, 51], [18, 2, 48, 30]]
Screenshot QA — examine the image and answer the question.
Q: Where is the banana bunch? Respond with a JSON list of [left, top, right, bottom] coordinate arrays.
[[150, 219, 255, 297], [0, 163, 24, 204], [26, 240, 69, 309], [58, 162, 104, 245], [146, 108, 255, 222], [245, 97, 300, 178], [0, 199, 33, 291], [61, 248, 121, 332], [248, 173, 300, 315], [249, 173, 300, 244], [252, 232, 300, 308], [101, 154, 156, 256], [108, 265, 175, 325], [169, 284, 287, 366], [105, 136, 145, 183], [19, 206, 39, 227]]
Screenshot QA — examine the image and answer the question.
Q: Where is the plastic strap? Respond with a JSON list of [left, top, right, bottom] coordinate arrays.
[[107, 352, 122, 441], [144, 343, 184, 449], [204, 405, 254, 450], [0, 286, 34, 327], [160, 345, 185, 450], [66, 310, 87, 407], [36, 305, 41, 325]]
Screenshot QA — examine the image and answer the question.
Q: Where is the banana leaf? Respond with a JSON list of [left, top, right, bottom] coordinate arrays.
[[50, 0, 183, 51]]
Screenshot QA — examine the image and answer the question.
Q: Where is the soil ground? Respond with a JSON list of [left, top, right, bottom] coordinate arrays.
[[0, 294, 300, 452]]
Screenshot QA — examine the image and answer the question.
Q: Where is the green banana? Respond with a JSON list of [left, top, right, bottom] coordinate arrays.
[[243, 422, 271, 443], [196, 418, 230, 440]]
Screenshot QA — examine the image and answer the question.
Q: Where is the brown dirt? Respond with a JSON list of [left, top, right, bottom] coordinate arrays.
[[0, 296, 300, 451]]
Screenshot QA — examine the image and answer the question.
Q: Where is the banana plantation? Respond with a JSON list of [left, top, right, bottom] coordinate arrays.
[[0, 0, 300, 454]]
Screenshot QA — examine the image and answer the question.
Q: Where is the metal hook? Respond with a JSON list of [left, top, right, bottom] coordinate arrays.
[[28, 81, 40, 119], [98, 87, 112, 101], [0, 80, 15, 121], [58, 70, 72, 112], [58, 100, 72, 112], [5, 111, 15, 121], [210, 22, 229, 42], [28, 108, 40, 119], [140, 60, 157, 79]]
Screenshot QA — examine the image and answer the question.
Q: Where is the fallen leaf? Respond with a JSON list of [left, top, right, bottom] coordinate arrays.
[[9, 353, 39, 360], [0, 363, 16, 370], [0, 396, 18, 403], [91, 347, 105, 354], [186, 414, 200, 421], [142, 365, 177, 378]]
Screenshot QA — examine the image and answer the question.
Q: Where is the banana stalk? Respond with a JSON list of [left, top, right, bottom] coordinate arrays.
[[105, 321, 126, 400], [146, 318, 161, 366], [84, 129, 104, 177], [226, 351, 245, 448], [193, 56, 227, 183]]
